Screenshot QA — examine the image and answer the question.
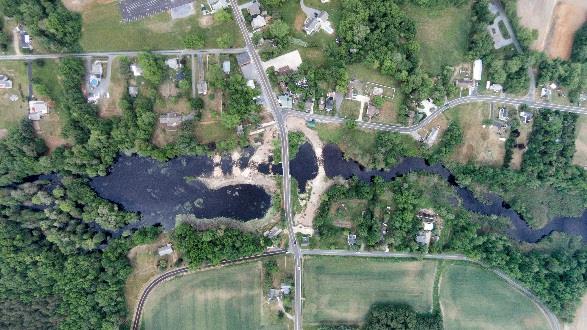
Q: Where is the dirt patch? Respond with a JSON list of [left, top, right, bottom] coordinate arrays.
[[62, 0, 114, 12], [568, 293, 587, 330], [510, 123, 532, 170], [199, 15, 214, 28], [518, 0, 587, 59], [573, 116, 587, 168], [34, 113, 68, 152], [294, 13, 305, 33]]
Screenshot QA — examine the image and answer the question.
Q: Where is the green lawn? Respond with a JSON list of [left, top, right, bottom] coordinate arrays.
[[403, 2, 472, 75], [142, 261, 285, 330], [303, 257, 437, 326], [80, 2, 243, 51], [440, 263, 549, 330], [0, 61, 29, 129], [194, 120, 236, 145], [315, 124, 378, 167], [339, 99, 361, 119]]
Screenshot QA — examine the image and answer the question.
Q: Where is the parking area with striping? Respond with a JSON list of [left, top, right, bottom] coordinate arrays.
[[120, 0, 194, 22]]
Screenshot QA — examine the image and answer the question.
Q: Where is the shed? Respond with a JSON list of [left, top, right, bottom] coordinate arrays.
[[0, 75, 12, 89], [222, 60, 231, 74], [473, 59, 483, 81], [28, 101, 48, 121], [158, 244, 173, 256]]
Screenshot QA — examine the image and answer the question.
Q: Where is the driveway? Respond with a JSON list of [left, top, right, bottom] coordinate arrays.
[[300, 0, 320, 18]]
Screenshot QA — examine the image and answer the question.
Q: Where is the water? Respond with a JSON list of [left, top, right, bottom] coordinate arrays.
[[91, 155, 271, 230], [259, 143, 319, 193], [320, 144, 587, 243]]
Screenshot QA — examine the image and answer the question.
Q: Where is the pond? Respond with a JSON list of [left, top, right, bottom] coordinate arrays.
[[320, 143, 587, 243], [91, 154, 271, 230]]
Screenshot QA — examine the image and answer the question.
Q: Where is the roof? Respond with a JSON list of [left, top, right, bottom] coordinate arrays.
[[325, 96, 334, 110], [237, 52, 251, 66], [0, 76, 12, 89], [278, 95, 293, 109], [347, 233, 357, 245], [128, 86, 139, 97], [423, 222, 434, 231], [158, 244, 173, 256], [247, 2, 261, 16], [197, 80, 208, 95], [130, 64, 143, 76], [473, 59, 483, 81], [251, 15, 267, 29], [222, 60, 231, 74], [28, 101, 48, 120], [159, 113, 182, 126], [91, 62, 103, 76], [20, 32, 32, 49], [208, 0, 229, 11], [246, 79, 255, 89], [165, 58, 181, 70]]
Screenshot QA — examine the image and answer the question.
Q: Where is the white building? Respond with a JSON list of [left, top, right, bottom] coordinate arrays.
[[130, 64, 143, 77], [28, 101, 48, 121], [158, 244, 173, 256], [251, 15, 267, 30], [473, 59, 483, 81]]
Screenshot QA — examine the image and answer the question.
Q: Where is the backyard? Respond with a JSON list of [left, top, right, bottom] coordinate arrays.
[[573, 116, 587, 168], [0, 61, 29, 130], [80, 2, 243, 51]]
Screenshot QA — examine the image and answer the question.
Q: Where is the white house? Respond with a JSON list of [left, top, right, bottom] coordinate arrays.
[[473, 59, 483, 81], [28, 101, 48, 121], [251, 15, 267, 30], [130, 64, 143, 77]]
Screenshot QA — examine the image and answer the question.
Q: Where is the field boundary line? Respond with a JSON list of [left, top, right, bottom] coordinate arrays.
[[130, 249, 286, 330]]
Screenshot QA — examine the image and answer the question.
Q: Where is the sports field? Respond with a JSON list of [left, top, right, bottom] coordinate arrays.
[[303, 257, 437, 325], [142, 261, 283, 330], [440, 263, 549, 330]]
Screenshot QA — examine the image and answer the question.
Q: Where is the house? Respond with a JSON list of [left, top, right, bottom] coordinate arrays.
[[208, 0, 229, 12], [28, 101, 48, 121], [89, 62, 103, 89], [130, 64, 143, 77], [247, 2, 261, 16], [268, 288, 281, 301], [347, 233, 357, 246], [251, 15, 267, 30], [423, 222, 434, 231], [197, 80, 208, 95], [159, 112, 183, 128], [128, 86, 139, 97], [325, 96, 334, 112], [237, 52, 252, 67], [247, 79, 255, 89], [278, 95, 293, 109], [520, 111, 533, 124], [304, 99, 314, 112], [473, 59, 483, 81], [264, 227, 283, 239], [541, 87, 551, 98], [19, 31, 32, 50], [157, 244, 173, 256], [366, 104, 380, 119], [165, 58, 181, 70], [304, 11, 330, 35], [455, 79, 475, 89], [416, 231, 432, 245], [0, 75, 12, 89], [222, 60, 231, 74], [281, 284, 291, 295], [498, 107, 509, 121], [486, 81, 503, 93]]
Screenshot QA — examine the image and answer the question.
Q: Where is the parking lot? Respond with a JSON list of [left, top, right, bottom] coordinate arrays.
[[120, 0, 194, 22]]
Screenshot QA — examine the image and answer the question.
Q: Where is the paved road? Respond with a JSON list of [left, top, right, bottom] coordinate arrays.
[[304, 249, 561, 330], [286, 94, 587, 134], [0, 48, 248, 61], [130, 249, 286, 330], [229, 1, 303, 329]]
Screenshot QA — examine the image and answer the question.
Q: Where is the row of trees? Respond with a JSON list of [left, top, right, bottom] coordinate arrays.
[[0, 0, 81, 51], [172, 223, 269, 267]]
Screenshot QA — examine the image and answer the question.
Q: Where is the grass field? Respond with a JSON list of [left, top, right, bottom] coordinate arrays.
[[440, 263, 549, 330], [315, 124, 377, 167], [80, 2, 242, 51], [303, 257, 437, 326], [339, 100, 361, 119], [573, 116, 587, 167], [403, 2, 472, 75], [142, 261, 286, 330], [0, 61, 29, 129]]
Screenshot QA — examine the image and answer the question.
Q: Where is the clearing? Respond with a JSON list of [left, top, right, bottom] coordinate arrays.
[[444, 103, 506, 167], [569, 293, 587, 330], [303, 257, 437, 326], [573, 110, 587, 168], [315, 124, 377, 168], [0, 61, 29, 130], [80, 2, 243, 51], [402, 2, 472, 75], [517, 0, 587, 59], [142, 261, 287, 330], [440, 263, 549, 330]]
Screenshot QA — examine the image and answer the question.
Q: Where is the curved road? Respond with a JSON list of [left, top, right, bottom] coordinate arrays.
[[303, 249, 561, 330], [285, 94, 587, 133], [130, 249, 286, 330]]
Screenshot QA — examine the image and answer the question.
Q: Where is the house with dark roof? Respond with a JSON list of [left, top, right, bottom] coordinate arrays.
[[237, 52, 252, 67]]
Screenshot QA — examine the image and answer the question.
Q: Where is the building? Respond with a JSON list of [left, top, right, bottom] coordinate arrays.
[[278, 95, 293, 109], [197, 80, 208, 95], [237, 52, 252, 67], [246, 79, 255, 89], [19, 30, 32, 50], [159, 112, 183, 128], [222, 60, 231, 74], [304, 11, 330, 35], [366, 104, 380, 119], [165, 58, 181, 70], [0, 75, 12, 89], [264, 227, 283, 239], [473, 59, 483, 81], [416, 231, 432, 245], [280, 284, 291, 295], [157, 243, 173, 256], [498, 107, 509, 121], [486, 81, 503, 93], [520, 111, 533, 124], [251, 15, 267, 30], [423, 222, 434, 231], [325, 96, 334, 112], [128, 86, 139, 97], [208, 0, 229, 12], [347, 233, 357, 246], [89, 62, 103, 89], [247, 1, 261, 16], [28, 101, 48, 121], [130, 64, 143, 77]]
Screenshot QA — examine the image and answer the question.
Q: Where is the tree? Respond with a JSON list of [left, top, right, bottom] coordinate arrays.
[[266, 19, 290, 48], [138, 53, 166, 85], [364, 303, 442, 330], [214, 9, 233, 23], [216, 33, 233, 48], [572, 24, 587, 62], [372, 96, 384, 108], [183, 34, 204, 49]]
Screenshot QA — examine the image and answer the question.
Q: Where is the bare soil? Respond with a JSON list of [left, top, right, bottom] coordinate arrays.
[[62, 0, 114, 12], [294, 13, 305, 33], [568, 293, 587, 330], [199, 16, 214, 28], [517, 0, 587, 59]]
